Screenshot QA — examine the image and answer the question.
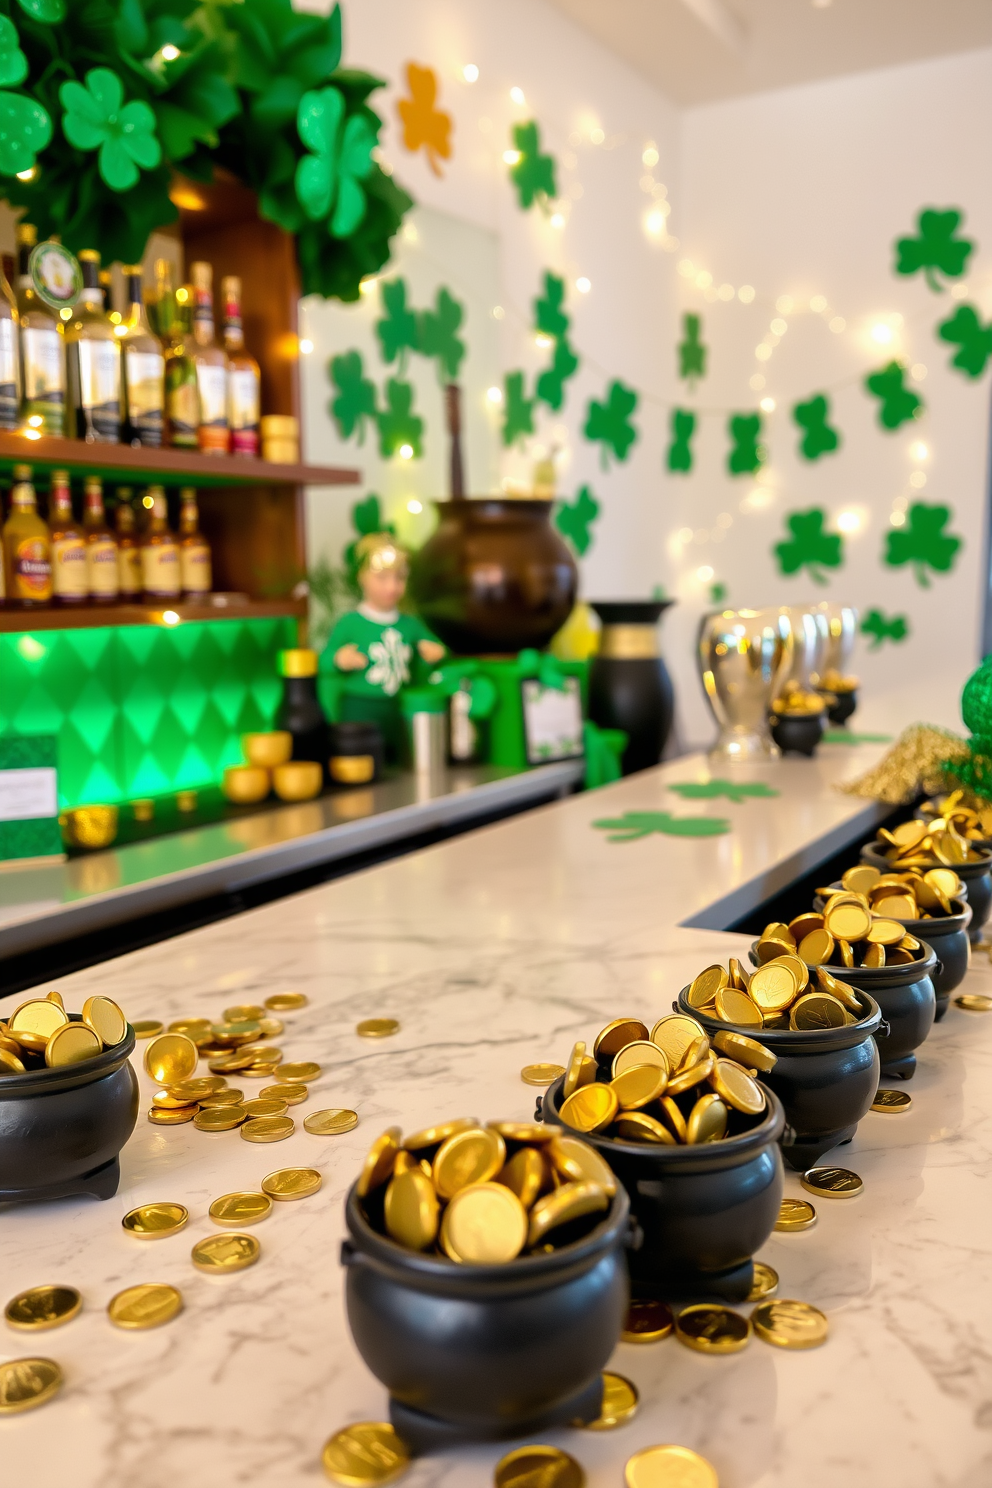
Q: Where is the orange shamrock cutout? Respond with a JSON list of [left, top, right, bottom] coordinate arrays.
[[396, 62, 452, 177]]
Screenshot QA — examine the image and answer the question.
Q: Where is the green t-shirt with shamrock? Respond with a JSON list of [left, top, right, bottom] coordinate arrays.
[[322, 605, 440, 699]]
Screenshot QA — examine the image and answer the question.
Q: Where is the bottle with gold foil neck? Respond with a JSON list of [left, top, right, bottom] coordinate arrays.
[[222, 276, 259, 456], [48, 468, 86, 605], [82, 474, 119, 603], [140, 485, 180, 599], [2, 464, 52, 606], [114, 489, 142, 599], [65, 249, 122, 443], [178, 486, 211, 599], [15, 222, 65, 437], [0, 250, 20, 431], [190, 261, 229, 454], [121, 265, 164, 447]]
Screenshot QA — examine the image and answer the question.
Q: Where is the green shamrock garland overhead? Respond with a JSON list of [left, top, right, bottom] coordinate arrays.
[[508, 120, 556, 209], [938, 306, 992, 379], [727, 413, 763, 475], [793, 394, 840, 461], [667, 409, 696, 473], [678, 313, 706, 386], [376, 378, 423, 459], [533, 273, 580, 410], [376, 279, 420, 370], [774, 509, 843, 584], [861, 610, 909, 650], [584, 381, 639, 468], [864, 362, 923, 430], [555, 485, 600, 556], [502, 371, 535, 447], [329, 351, 377, 442], [894, 208, 973, 292], [884, 503, 961, 587], [593, 811, 730, 843], [418, 287, 466, 381]]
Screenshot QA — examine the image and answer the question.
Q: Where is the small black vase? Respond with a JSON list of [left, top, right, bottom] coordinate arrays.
[[769, 711, 824, 757], [589, 601, 675, 775]]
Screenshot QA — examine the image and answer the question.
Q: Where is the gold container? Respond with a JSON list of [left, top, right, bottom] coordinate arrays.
[[132, 798, 155, 822], [273, 761, 322, 802], [60, 804, 119, 850], [262, 438, 300, 465], [243, 731, 293, 769], [330, 754, 375, 784], [261, 416, 300, 466], [176, 789, 198, 813], [222, 766, 271, 804]]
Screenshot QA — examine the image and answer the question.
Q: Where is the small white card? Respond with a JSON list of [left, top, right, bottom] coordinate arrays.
[[522, 678, 584, 764], [0, 766, 58, 821]]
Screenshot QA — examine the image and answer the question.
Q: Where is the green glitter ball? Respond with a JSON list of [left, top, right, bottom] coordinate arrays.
[[961, 659, 992, 736]]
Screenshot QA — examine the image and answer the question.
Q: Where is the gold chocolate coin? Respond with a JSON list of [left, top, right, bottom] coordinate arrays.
[[305, 1108, 359, 1135], [801, 1166, 863, 1198], [9, 998, 67, 1050], [144, 1032, 197, 1085], [0, 1046, 25, 1072], [191, 1232, 260, 1273], [257, 1016, 284, 1038], [278, 1061, 321, 1082], [242, 1098, 289, 1118], [955, 993, 992, 1011], [208, 1051, 255, 1073], [261, 1167, 322, 1200], [650, 1014, 704, 1068], [611, 1062, 668, 1109], [489, 1121, 555, 1144], [107, 1282, 182, 1329], [385, 1168, 440, 1250], [122, 1202, 188, 1239], [559, 1082, 619, 1134], [170, 1017, 213, 1038], [747, 1261, 779, 1301], [798, 928, 835, 966], [594, 1017, 649, 1062], [241, 1115, 295, 1143], [775, 1197, 816, 1231], [198, 1088, 244, 1106], [433, 1126, 505, 1199], [322, 1422, 410, 1486], [614, 1111, 676, 1145], [152, 1087, 196, 1109], [666, 1056, 714, 1096], [563, 1040, 591, 1100], [521, 1062, 565, 1086], [440, 1181, 528, 1263], [813, 967, 862, 1013], [549, 1135, 617, 1194], [790, 992, 846, 1031], [209, 1191, 273, 1225], [357, 1018, 399, 1038], [872, 1088, 912, 1112], [495, 1445, 584, 1488], [579, 1370, 639, 1430], [686, 1092, 728, 1144], [866, 918, 905, 946], [659, 1096, 688, 1143], [842, 864, 880, 894], [265, 992, 308, 1011], [748, 963, 797, 1013], [357, 1128, 402, 1197], [675, 1303, 750, 1354], [5, 1285, 81, 1331], [824, 900, 872, 942], [527, 1180, 609, 1249], [624, 1444, 718, 1488], [132, 1019, 163, 1038], [687, 964, 728, 1008], [221, 1004, 264, 1022], [262, 1082, 308, 1104], [193, 1105, 246, 1131], [709, 1059, 765, 1115], [170, 1076, 226, 1098], [752, 1298, 828, 1349], [621, 1297, 674, 1342], [714, 988, 763, 1028], [212, 1020, 262, 1045], [81, 995, 126, 1047], [148, 1105, 196, 1124], [403, 1117, 478, 1151], [497, 1146, 547, 1208], [612, 1040, 669, 1078], [45, 1021, 101, 1067], [0, 1358, 63, 1415]]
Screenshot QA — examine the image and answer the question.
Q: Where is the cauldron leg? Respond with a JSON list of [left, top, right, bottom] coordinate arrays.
[[0, 1156, 121, 1207], [780, 1125, 857, 1170], [389, 1375, 605, 1453], [879, 1053, 916, 1080]]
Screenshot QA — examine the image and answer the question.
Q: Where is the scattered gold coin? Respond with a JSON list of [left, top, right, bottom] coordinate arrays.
[[322, 1422, 409, 1486], [624, 1444, 718, 1488], [261, 1167, 322, 1200], [955, 993, 992, 1012], [144, 1032, 197, 1085], [621, 1298, 673, 1343], [748, 1261, 779, 1301], [170, 1076, 226, 1099], [132, 1020, 163, 1038], [578, 1370, 639, 1430], [752, 1298, 828, 1349], [242, 1098, 289, 1118], [357, 1018, 400, 1038], [801, 1166, 863, 1199], [81, 995, 126, 1047], [675, 1304, 750, 1354], [198, 1088, 244, 1107], [0, 1357, 63, 1415], [4, 1285, 81, 1331], [121, 1202, 188, 1239], [148, 1105, 196, 1125], [265, 992, 308, 1012], [262, 1082, 308, 1105], [194, 1105, 246, 1132], [107, 1283, 182, 1329], [775, 1197, 816, 1231], [305, 1108, 359, 1135], [872, 1088, 912, 1113], [495, 1445, 585, 1488], [209, 1192, 273, 1225], [191, 1232, 260, 1273], [520, 1062, 565, 1086], [278, 1062, 321, 1082], [241, 1115, 295, 1143], [223, 1004, 266, 1022]]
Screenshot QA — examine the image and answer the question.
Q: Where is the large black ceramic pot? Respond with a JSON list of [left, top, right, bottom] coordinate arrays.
[[0, 1021, 138, 1205], [677, 987, 882, 1172], [861, 839, 992, 946], [539, 1074, 784, 1303], [588, 601, 675, 774], [342, 1180, 630, 1453]]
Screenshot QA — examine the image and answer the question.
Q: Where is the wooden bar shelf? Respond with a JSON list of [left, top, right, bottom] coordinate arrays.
[[0, 433, 358, 489], [0, 596, 307, 634]]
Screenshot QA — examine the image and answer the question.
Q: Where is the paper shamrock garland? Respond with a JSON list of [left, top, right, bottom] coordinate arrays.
[[533, 273, 580, 410], [60, 67, 160, 192], [667, 409, 696, 473], [376, 279, 420, 370], [894, 208, 973, 292], [861, 609, 909, 650], [938, 305, 992, 379], [793, 394, 840, 461], [535, 272, 569, 340], [883, 502, 961, 587], [584, 381, 639, 467], [508, 120, 556, 209], [774, 509, 843, 584], [329, 351, 377, 442], [555, 485, 600, 556], [669, 780, 779, 803], [727, 413, 763, 475], [418, 287, 466, 381], [376, 378, 423, 459], [296, 85, 376, 239], [864, 362, 923, 430], [396, 62, 452, 177], [678, 313, 707, 385], [593, 811, 730, 843], [502, 371, 535, 447]]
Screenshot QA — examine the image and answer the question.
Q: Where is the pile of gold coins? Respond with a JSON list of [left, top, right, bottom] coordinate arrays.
[[0, 991, 126, 1073], [686, 955, 863, 1031], [875, 816, 988, 867], [918, 788, 992, 843], [355, 1120, 618, 1263], [771, 684, 826, 717], [553, 1013, 772, 1146]]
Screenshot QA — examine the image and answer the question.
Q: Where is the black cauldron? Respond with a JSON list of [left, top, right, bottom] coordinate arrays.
[[769, 711, 824, 757], [539, 1074, 784, 1303], [824, 688, 857, 726], [861, 839, 992, 946]]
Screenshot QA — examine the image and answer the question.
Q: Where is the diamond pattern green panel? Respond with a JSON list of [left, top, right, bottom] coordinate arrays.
[[0, 617, 296, 808]]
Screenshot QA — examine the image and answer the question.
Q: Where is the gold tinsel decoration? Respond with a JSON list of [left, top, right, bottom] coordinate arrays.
[[838, 724, 970, 805]]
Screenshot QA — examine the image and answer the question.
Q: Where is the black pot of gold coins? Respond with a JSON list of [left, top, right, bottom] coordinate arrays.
[[860, 819, 992, 946], [342, 1119, 631, 1452], [673, 956, 881, 1171], [917, 791, 992, 850], [0, 993, 137, 1205], [539, 1016, 785, 1304]]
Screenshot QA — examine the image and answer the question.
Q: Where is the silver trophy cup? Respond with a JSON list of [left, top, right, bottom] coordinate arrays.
[[699, 608, 793, 762]]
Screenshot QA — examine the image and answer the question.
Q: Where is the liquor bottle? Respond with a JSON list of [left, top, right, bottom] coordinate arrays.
[[190, 261, 229, 455], [120, 265, 164, 447], [178, 486, 211, 599], [115, 489, 142, 599], [99, 268, 112, 313], [48, 468, 87, 605], [65, 250, 122, 443], [2, 464, 52, 606], [140, 485, 180, 600], [15, 223, 66, 437], [0, 253, 20, 432], [221, 276, 260, 456], [82, 474, 119, 603], [162, 269, 199, 449]]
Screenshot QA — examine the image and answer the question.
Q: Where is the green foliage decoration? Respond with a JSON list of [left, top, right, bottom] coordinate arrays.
[[864, 362, 923, 430], [669, 779, 779, 803], [861, 609, 909, 650], [60, 67, 160, 191], [502, 370, 534, 447], [678, 313, 706, 385], [894, 208, 973, 291], [376, 377, 423, 459], [555, 484, 600, 556], [727, 413, 763, 475], [593, 810, 730, 843], [774, 508, 843, 585], [793, 394, 840, 461], [328, 350, 377, 443], [667, 408, 695, 473], [295, 84, 375, 238], [937, 305, 992, 379], [584, 380, 639, 467], [0, 13, 27, 85], [884, 502, 961, 588], [508, 119, 556, 209], [418, 286, 466, 381]]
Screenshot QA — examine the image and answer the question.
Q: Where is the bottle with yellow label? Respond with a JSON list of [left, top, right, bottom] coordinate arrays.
[[115, 489, 142, 599], [48, 468, 87, 605], [2, 464, 52, 607], [83, 474, 119, 603], [190, 261, 229, 454], [178, 487, 211, 599], [140, 485, 180, 599]]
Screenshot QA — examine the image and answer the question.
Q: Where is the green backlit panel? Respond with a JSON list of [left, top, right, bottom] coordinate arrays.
[[0, 617, 296, 809]]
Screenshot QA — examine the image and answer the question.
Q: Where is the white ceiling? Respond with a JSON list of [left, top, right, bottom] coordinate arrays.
[[544, 0, 992, 106]]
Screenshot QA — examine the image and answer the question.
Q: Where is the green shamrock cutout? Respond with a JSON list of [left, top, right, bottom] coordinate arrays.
[[376, 378, 423, 459], [60, 67, 161, 191], [508, 120, 556, 209], [774, 508, 843, 584], [16, 0, 64, 19], [502, 371, 534, 447], [710, 582, 727, 604], [678, 313, 706, 385], [0, 90, 50, 175], [793, 394, 840, 461], [555, 485, 600, 556], [894, 208, 973, 292], [328, 350, 377, 443], [861, 609, 909, 650], [295, 85, 375, 238], [584, 380, 638, 468], [669, 779, 779, 803], [884, 502, 961, 587], [727, 413, 763, 475], [864, 361, 922, 430], [536, 336, 579, 411], [418, 287, 466, 380], [667, 408, 696, 473], [0, 16, 27, 88], [534, 272, 569, 340], [593, 810, 730, 843], [938, 305, 992, 379], [375, 278, 419, 370]]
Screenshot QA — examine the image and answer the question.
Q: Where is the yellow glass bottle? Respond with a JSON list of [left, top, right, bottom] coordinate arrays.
[[2, 463, 52, 606], [179, 487, 212, 599], [82, 474, 119, 604], [190, 261, 229, 454], [140, 485, 180, 600], [115, 490, 142, 599], [48, 468, 87, 605]]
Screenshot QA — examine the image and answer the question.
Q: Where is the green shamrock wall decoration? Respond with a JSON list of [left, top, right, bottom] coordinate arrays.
[[678, 313, 706, 385], [16, 0, 64, 18], [894, 208, 974, 292], [0, 15, 27, 87], [502, 371, 534, 447], [60, 67, 161, 191], [375, 278, 419, 370], [328, 350, 377, 443], [793, 394, 840, 461], [584, 381, 639, 468], [861, 609, 909, 650], [709, 581, 727, 605], [295, 85, 375, 238], [884, 502, 961, 587], [667, 408, 696, 473], [669, 779, 779, 803], [774, 508, 843, 584], [555, 485, 600, 556], [937, 305, 992, 379], [418, 286, 466, 381], [534, 272, 569, 340], [508, 120, 556, 209], [727, 413, 763, 475], [376, 378, 423, 459], [536, 337, 579, 411], [864, 361, 923, 430], [533, 273, 579, 410], [593, 810, 730, 843]]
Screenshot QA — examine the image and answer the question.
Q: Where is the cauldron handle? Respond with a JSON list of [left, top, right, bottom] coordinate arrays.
[[534, 1096, 544, 1122], [624, 1218, 644, 1252], [340, 1239, 364, 1268], [780, 1123, 797, 1148], [934, 960, 944, 978], [877, 1019, 891, 1038]]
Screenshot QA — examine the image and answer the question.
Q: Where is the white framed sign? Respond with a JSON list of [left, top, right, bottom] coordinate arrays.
[[521, 678, 584, 765]]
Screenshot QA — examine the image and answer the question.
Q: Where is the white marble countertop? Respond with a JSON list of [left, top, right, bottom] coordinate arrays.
[[4, 736, 992, 1488]]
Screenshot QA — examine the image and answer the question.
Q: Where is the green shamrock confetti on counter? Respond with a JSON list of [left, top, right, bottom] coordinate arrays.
[[894, 208, 973, 292], [678, 313, 706, 385], [60, 67, 160, 191], [502, 371, 534, 447], [536, 336, 579, 411], [864, 361, 923, 430], [937, 305, 992, 379], [793, 394, 840, 461], [508, 120, 556, 209], [0, 15, 27, 88], [16, 0, 64, 18], [593, 810, 730, 843], [727, 413, 763, 475], [774, 508, 843, 584], [584, 380, 638, 468], [534, 272, 569, 340], [0, 90, 50, 175], [667, 408, 696, 473], [375, 278, 419, 370], [884, 502, 961, 587], [861, 609, 909, 650], [418, 286, 466, 380], [669, 779, 779, 804], [555, 485, 600, 556], [376, 378, 423, 459], [328, 351, 377, 443], [295, 85, 375, 238]]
